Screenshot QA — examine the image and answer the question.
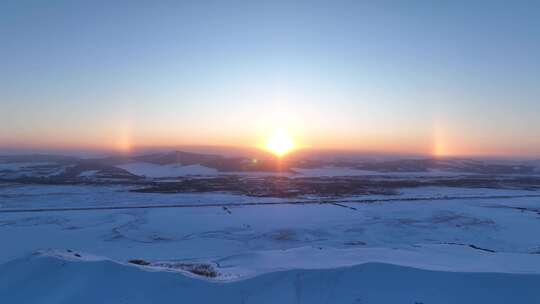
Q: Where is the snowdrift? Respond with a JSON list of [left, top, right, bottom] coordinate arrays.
[[1, 253, 539, 304]]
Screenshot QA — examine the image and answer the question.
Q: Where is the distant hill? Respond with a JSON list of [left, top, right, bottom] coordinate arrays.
[[1, 150, 540, 180]]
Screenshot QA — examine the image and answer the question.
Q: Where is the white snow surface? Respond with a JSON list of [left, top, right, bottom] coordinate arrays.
[[2, 183, 540, 303], [78, 170, 100, 178], [116, 162, 485, 178], [292, 167, 474, 177], [117, 162, 219, 177], [1, 252, 539, 304], [0, 162, 65, 178]]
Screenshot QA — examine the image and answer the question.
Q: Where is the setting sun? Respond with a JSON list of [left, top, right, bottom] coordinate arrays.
[[265, 129, 296, 157]]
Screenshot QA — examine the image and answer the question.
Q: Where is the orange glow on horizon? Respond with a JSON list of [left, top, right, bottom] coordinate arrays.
[[2, 124, 540, 157], [265, 129, 296, 157]]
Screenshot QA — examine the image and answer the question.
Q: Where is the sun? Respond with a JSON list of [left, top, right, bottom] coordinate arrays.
[[265, 129, 296, 157]]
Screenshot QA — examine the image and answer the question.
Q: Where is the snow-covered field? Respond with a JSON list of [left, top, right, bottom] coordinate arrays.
[[1, 180, 540, 302], [2, 253, 539, 304], [117, 162, 219, 178]]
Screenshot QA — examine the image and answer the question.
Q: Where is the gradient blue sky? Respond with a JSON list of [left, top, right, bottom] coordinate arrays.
[[1, 0, 539, 156]]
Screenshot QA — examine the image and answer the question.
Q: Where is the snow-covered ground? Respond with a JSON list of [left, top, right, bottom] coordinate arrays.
[[0, 162, 66, 179], [1, 182, 540, 302], [2, 253, 539, 304], [292, 167, 476, 177], [0, 184, 294, 209], [114, 162, 489, 178], [117, 162, 219, 178]]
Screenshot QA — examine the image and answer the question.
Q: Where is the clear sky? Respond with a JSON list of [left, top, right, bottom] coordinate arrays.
[[1, 0, 539, 156]]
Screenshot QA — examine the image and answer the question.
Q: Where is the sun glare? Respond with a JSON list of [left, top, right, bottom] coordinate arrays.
[[265, 129, 295, 157]]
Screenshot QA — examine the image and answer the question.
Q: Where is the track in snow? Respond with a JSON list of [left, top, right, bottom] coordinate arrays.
[[1, 194, 539, 214]]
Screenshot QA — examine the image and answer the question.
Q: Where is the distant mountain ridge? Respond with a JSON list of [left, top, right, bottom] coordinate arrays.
[[1, 150, 540, 181], [97, 151, 222, 166]]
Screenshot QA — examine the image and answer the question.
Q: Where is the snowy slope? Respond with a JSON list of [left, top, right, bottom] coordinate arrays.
[[1, 253, 539, 304], [117, 162, 218, 177]]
